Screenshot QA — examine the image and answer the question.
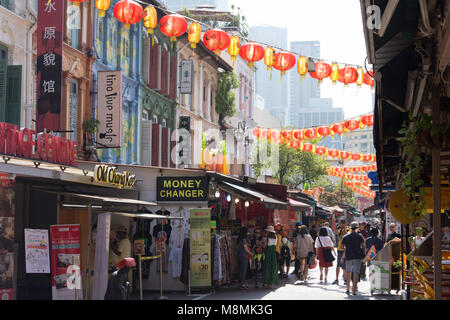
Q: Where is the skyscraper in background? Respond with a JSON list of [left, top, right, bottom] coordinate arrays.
[[250, 25, 288, 126], [161, 0, 229, 11]]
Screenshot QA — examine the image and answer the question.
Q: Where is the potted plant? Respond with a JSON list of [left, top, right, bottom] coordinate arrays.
[[82, 119, 100, 160]]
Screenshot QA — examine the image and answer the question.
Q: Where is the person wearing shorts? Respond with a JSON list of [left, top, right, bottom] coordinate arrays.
[[340, 222, 365, 295], [333, 219, 348, 285]]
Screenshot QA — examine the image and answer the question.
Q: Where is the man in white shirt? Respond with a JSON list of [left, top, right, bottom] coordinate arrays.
[[324, 222, 336, 246]]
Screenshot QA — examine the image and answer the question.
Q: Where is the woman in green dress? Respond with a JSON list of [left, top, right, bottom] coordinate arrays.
[[262, 225, 279, 288]]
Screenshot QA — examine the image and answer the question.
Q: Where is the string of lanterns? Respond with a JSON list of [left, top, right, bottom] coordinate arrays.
[[344, 181, 375, 199], [328, 165, 377, 174], [90, 0, 374, 86]]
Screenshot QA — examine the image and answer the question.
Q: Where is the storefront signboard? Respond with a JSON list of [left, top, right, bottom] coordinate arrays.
[[0, 123, 78, 166], [24, 229, 50, 273], [94, 164, 137, 189], [189, 208, 211, 288], [97, 71, 122, 148], [423, 187, 450, 210], [50, 224, 82, 300], [157, 176, 208, 202]]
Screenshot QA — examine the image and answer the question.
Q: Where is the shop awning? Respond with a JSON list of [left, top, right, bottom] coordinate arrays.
[[110, 212, 182, 220], [288, 198, 312, 212], [218, 181, 287, 210], [33, 189, 157, 207]]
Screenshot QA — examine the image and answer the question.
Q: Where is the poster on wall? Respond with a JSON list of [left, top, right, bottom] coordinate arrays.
[[36, 0, 64, 132], [0, 173, 15, 300], [97, 70, 122, 148], [189, 208, 211, 288], [50, 224, 82, 300], [24, 229, 50, 273]]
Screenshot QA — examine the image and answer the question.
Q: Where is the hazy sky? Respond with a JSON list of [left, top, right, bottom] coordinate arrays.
[[230, 0, 374, 119]]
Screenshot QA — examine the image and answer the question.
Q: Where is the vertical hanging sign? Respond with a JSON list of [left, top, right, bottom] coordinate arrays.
[[97, 71, 123, 148], [189, 208, 211, 288], [36, 0, 64, 133]]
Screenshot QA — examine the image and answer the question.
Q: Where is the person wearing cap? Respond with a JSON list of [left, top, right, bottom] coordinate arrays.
[[294, 225, 314, 282], [262, 225, 279, 289], [332, 219, 349, 285], [104, 258, 136, 300], [340, 222, 366, 295]]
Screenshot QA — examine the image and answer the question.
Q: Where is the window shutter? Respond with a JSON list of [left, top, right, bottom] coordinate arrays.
[[141, 119, 152, 166], [159, 50, 169, 96], [169, 56, 177, 99], [0, 46, 8, 122], [151, 123, 160, 167], [149, 44, 160, 90], [6, 66, 23, 127]]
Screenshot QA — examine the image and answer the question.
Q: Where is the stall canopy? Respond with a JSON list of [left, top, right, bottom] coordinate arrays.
[[109, 212, 182, 220], [288, 198, 312, 212], [218, 181, 287, 210]]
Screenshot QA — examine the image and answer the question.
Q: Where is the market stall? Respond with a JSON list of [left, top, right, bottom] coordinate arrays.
[[369, 238, 401, 295]]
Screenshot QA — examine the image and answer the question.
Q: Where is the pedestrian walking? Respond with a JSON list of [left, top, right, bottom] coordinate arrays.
[[340, 222, 366, 295], [279, 231, 291, 278], [294, 225, 314, 283], [275, 224, 283, 275], [387, 223, 401, 242], [253, 245, 265, 288], [333, 219, 348, 285], [237, 227, 253, 290], [358, 222, 368, 281], [262, 225, 279, 289], [324, 222, 336, 246], [292, 223, 302, 275], [315, 227, 336, 283]]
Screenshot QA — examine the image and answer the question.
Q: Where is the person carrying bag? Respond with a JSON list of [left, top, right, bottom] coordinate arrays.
[[315, 227, 336, 283]]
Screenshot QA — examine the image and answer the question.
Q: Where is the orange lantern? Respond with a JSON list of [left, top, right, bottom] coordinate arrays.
[[332, 123, 345, 135], [353, 166, 361, 173], [260, 129, 270, 140], [188, 22, 202, 55], [370, 164, 377, 171], [356, 67, 365, 87], [330, 63, 339, 84], [313, 61, 332, 83], [228, 36, 240, 66], [362, 182, 369, 187], [343, 167, 352, 173], [328, 149, 340, 158], [290, 140, 300, 149], [315, 146, 327, 156], [362, 154, 373, 162], [271, 130, 281, 141], [114, 0, 144, 29], [273, 52, 296, 81], [303, 143, 313, 152], [347, 174, 354, 180], [355, 182, 361, 187], [297, 56, 308, 79], [373, 155, 376, 162], [364, 71, 375, 88], [203, 29, 231, 58], [303, 128, 316, 140], [69, 0, 87, 6], [351, 153, 362, 161], [264, 47, 276, 75], [317, 126, 330, 138], [345, 119, 359, 131], [159, 14, 188, 47], [355, 175, 362, 181], [239, 42, 265, 71], [293, 130, 304, 140], [361, 114, 374, 127], [281, 130, 292, 140], [143, 6, 157, 42], [339, 67, 358, 86], [253, 128, 260, 138], [96, 0, 111, 18], [340, 151, 350, 160]]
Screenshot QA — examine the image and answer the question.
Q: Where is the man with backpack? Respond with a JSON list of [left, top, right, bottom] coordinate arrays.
[[279, 231, 291, 278]]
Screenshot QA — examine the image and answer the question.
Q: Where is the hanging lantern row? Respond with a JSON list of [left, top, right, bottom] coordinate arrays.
[[344, 182, 375, 198], [253, 115, 374, 144], [328, 164, 377, 173], [94, 1, 374, 84], [327, 171, 371, 181]]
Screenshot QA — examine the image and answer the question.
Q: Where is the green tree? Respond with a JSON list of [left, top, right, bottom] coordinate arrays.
[[215, 71, 240, 130], [316, 176, 358, 207]]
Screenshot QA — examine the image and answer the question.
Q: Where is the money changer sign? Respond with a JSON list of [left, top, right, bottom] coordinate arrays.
[[157, 177, 208, 202]]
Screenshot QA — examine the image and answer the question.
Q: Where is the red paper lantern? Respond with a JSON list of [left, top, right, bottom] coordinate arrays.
[[271, 130, 281, 141], [353, 167, 361, 173], [290, 140, 300, 149], [344, 167, 352, 173], [114, 0, 144, 29], [361, 114, 374, 127], [362, 165, 370, 172], [372, 155, 376, 162], [281, 130, 292, 140], [345, 119, 359, 131], [313, 61, 332, 83], [303, 143, 313, 152], [364, 71, 375, 88], [260, 129, 270, 140], [303, 128, 316, 140], [355, 182, 361, 187], [315, 146, 326, 156], [362, 154, 372, 162], [203, 29, 230, 57], [317, 126, 330, 137], [159, 14, 188, 44], [273, 52, 296, 78], [332, 123, 345, 135], [340, 151, 350, 160], [347, 174, 354, 180], [362, 182, 369, 187], [293, 130, 304, 140], [355, 175, 362, 181], [339, 67, 358, 85], [370, 165, 377, 171], [239, 42, 265, 69], [328, 149, 340, 158], [351, 153, 361, 161], [253, 128, 260, 138]]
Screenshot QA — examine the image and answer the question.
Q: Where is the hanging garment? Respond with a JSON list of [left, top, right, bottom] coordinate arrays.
[[180, 238, 190, 284], [168, 246, 183, 279], [213, 235, 223, 281]]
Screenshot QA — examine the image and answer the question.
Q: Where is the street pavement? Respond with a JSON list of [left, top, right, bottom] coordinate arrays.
[[135, 262, 402, 301]]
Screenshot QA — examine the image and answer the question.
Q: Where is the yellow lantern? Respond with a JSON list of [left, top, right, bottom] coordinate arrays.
[[143, 6, 157, 44], [356, 67, 364, 87], [228, 36, 240, 66], [330, 63, 339, 85], [264, 47, 275, 79], [297, 56, 308, 79], [188, 22, 202, 56], [96, 0, 111, 18]]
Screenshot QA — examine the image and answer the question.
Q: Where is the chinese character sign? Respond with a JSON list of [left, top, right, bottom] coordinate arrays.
[[37, 0, 63, 132]]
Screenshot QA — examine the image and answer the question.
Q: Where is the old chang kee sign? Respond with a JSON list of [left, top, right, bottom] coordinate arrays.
[[94, 165, 136, 189], [0, 123, 77, 166], [157, 177, 208, 202]]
